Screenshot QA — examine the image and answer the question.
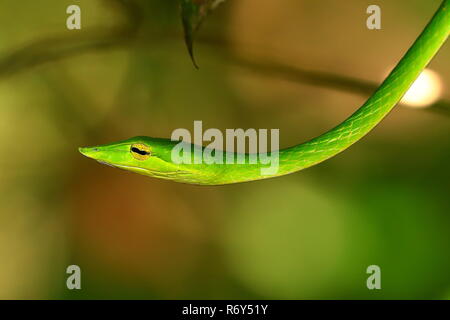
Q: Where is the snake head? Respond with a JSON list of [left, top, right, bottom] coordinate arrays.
[[79, 136, 188, 180]]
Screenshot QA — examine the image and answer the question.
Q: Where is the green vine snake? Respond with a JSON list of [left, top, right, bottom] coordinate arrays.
[[80, 1, 450, 185]]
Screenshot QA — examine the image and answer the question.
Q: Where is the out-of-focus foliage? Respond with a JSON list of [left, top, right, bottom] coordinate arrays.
[[179, 0, 225, 67]]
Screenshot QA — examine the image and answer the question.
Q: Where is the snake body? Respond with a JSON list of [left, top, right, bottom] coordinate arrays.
[[80, 1, 450, 185]]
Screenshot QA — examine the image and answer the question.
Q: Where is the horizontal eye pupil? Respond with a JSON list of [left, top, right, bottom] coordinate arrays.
[[131, 147, 150, 156]]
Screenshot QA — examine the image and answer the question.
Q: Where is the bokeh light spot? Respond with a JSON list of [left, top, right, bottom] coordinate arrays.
[[401, 69, 443, 108]]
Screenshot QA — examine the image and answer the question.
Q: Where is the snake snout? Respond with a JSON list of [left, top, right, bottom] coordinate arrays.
[[79, 147, 100, 159]]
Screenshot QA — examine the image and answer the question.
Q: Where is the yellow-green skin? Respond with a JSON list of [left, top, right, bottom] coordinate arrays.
[[80, 1, 450, 185]]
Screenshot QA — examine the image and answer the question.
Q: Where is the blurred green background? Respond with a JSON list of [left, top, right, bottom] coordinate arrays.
[[0, 0, 449, 299]]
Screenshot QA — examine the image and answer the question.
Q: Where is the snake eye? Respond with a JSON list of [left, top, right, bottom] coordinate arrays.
[[130, 144, 151, 160]]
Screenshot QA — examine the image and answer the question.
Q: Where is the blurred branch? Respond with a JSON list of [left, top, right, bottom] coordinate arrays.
[[0, 0, 144, 143], [0, 0, 142, 78], [0, 0, 448, 118], [196, 35, 450, 117], [214, 50, 450, 117]]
